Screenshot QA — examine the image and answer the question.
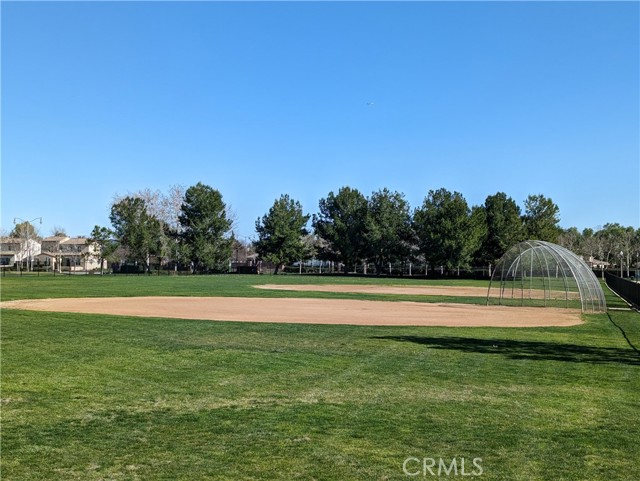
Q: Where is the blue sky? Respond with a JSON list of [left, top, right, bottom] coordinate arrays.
[[2, 1, 638, 240]]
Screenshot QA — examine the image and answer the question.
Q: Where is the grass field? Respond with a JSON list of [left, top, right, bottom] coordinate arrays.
[[2, 274, 639, 480], [0, 273, 490, 304]]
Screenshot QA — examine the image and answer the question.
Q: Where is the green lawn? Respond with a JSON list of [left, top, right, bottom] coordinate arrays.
[[1, 275, 638, 480], [0, 273, 490, 304]]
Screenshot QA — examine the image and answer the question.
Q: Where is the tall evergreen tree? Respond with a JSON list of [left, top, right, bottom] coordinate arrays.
[[364, 188, 413, 274], [178, 182, 233, 273], [110, 196, 163, 270], [522, 194, 561, 242], [255, 195, 310, 274], [477, 192, 524, 264], [413, 188, 480, 270], [313, 186, 369, 273]]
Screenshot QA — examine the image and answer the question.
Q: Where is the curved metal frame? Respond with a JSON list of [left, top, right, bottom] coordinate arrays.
[[487, 240, 606, 313]]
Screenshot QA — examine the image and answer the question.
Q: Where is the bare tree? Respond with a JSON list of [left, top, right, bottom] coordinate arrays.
[[161, 184, 187, 231], [579, 228, 598, 262], [114, 184, 186, 229], [10, 221, 42, 271], [226, 204, 240, 233], [50, 225, 67, 237]]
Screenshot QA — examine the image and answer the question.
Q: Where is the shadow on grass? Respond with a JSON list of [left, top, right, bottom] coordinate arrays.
[[607, 312, 640, 354], [371, 336, 640, 366]]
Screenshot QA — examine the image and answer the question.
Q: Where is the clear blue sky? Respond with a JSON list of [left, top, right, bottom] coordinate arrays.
[[2, 1, 638, 240]]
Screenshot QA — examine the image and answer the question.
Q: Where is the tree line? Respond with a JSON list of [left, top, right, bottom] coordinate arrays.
[[84, 183, 639, 276]]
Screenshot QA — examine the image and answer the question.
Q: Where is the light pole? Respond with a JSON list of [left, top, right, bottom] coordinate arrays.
[[13, 217, 42, 272], [619, 251, 624, 278]]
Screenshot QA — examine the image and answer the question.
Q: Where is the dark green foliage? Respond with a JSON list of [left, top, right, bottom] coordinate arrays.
[[557, 226, 582, 253], [313, 187, 369, 273], [178, 183, 233, 273], [255, 195, 310, 274], [413, 188, 482, 270], [99, 184, 636, 275], [470, 204, 488, 256], [476, 192, 525, 265], [522, 194, 561, 242], [364, 189, 414, 274], [88, 225, 117, 275], [109, 196, 163, 269], [9, 220, 40, 240]]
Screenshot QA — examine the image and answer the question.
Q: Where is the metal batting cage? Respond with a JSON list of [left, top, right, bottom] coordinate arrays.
[[487, 240, 607, 313]]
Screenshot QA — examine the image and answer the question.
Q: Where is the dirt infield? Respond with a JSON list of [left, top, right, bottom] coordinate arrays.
[[1, 296, 582, 327], [256, 284, 490, 297], [256, 284, 581, 300]]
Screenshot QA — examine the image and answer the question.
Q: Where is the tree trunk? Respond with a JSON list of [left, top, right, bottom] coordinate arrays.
[[374, 261, 383, 276]]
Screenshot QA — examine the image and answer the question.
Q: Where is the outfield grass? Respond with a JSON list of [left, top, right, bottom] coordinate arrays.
[[2, 275, 639, 480], [0, 273, 490, 305]]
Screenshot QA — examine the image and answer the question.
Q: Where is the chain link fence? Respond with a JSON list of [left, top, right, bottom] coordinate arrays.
[[605, 271, 640, 309]]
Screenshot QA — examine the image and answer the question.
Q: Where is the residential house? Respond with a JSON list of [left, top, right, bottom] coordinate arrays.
[[0, 237, 42, 269], [37, 236, 105, 272], [38, 236, 68, 271], [584, 256, 610, 270]]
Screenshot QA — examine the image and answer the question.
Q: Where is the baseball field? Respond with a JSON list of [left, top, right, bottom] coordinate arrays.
[[1, 274, 638, 480]]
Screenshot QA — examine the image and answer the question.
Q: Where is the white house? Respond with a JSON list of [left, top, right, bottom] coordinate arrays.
[[37, 236, 105, 272], [584, 256, 610, 270], [0, 237, 42, 269]]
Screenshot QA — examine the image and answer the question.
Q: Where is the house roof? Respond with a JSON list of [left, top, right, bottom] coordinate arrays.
[[0, 237, 23, 243], [61, 237, 88, 245], [584, 256, 610, 266], [43, 236, 70, 242], [589, 260, 610, 266], [0, 251, 17, 256]]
